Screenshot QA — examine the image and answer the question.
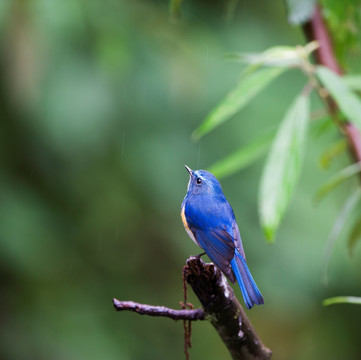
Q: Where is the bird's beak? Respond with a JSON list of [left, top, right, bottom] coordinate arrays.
[[185, 165, 193, 176]]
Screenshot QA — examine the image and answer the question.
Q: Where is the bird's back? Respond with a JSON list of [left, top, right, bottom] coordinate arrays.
[[184, 191, 234, 232]]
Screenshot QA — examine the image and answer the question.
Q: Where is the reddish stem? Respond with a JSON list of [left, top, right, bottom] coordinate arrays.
[[303, 4, 361, 164], [303, 5, 343, 75]]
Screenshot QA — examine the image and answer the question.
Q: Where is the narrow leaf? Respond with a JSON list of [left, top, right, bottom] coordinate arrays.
[[208, 131, 275, 180], [343, 75, 361, 92], [318, 139, 347, 170], [192, 67, 285, 140], [226, 42, 318, 73], [225, 0, 239, 23], [315, 162, 361, 202], [169, 0, 183, 21], [310, 115, 334, 138], [323, 296, 361, 306], [259, 92, 310, 242], [347, 214, 361, 256], [321, 190, 361, 285], [316, 66, 361, 129], [227, 46, 302, 68]]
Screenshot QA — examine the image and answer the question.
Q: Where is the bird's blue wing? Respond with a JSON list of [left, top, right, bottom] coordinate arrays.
[[232, 219, 246, 259], [191, 227, 235, 282]]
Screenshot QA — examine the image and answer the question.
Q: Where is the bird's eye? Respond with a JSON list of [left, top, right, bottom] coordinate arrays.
[[196, 178, 202, 185]]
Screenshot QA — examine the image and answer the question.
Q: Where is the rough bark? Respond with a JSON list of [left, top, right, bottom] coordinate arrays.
[[113, 299, 205, 320], [184, 256, 272, 360], [113, 256, 272, 360]]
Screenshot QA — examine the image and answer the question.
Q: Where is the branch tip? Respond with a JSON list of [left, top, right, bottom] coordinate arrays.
[[112, 298, 205, 321]]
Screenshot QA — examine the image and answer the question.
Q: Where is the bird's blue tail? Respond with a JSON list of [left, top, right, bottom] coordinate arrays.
[[230, 249, 264, 309]]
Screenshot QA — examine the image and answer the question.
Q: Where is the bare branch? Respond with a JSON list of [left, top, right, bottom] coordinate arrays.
[[113, 256, 272, 360], [343, 122, 361, 165], [113, 299, 205, 321], [184, 256, 272, 360]]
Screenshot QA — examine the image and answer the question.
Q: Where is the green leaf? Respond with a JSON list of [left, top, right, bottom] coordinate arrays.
[[286, 0, 317, 25], [226, 42, 319, 72], [310, 115, 334, 138], [259, 92, 310, 242], [208, 130, 275, 180], [347, 214, 361, 256], [225, 0, 239, 23], [343, 75, 361, 92], [315, 162, 361, 202], [321, 189, 361, 285], [320, 0, 361, 66], [316, 66, 361, 129], [227, 46, 301, 68], [318, 139, 347, 170], [323, 296, 361, 306], [169, 0, 183, 21], [192, 67, 285, 140]]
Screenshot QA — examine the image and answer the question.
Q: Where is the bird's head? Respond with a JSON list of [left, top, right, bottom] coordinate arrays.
[[185, 165, 223, 196]]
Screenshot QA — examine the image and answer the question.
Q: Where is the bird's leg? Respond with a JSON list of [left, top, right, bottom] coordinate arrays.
[[195, 252, 206, 259]]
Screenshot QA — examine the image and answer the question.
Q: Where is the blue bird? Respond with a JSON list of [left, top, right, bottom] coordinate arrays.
[[181, 165, 264, 309]]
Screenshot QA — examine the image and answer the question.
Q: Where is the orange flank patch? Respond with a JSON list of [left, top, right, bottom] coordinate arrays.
[[181, 205, 190, 231]]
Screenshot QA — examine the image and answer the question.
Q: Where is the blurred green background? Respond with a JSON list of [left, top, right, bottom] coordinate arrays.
[[1, 1, 361, 359]]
